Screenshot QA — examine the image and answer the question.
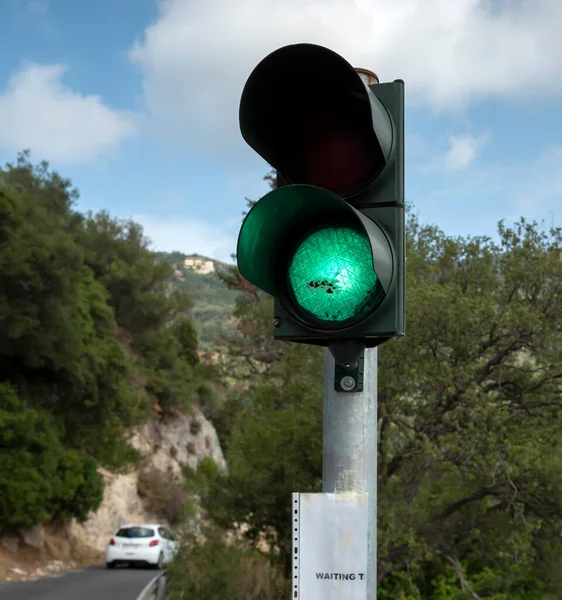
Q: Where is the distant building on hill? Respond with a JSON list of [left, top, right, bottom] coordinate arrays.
[[183, 256, 215, 274]]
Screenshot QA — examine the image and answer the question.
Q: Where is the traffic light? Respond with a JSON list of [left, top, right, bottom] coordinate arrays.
[[237, 43, 405, 367]]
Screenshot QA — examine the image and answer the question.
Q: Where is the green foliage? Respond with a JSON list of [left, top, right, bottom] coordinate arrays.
[[378, 562, 555, 600], [165, 523, 288, 600], [0, 151, 209, 534], [51, 449, 104, 523], [185, 184, 562, 596], [173, 317, 200, 367], [78, 210, 190, 337], [206, 390, 248, 456], [164, 261, 241, 347], [194, 343, 323, 571], [375, 213, 562, 594], [0, 153, 145, 458], [135, 323, 213, 415], [182, 457, 221, 500], [0, 383, 103, 533]]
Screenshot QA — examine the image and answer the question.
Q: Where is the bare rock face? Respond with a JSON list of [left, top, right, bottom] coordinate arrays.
[[69, 469, 154, 551], [69, 407, 226, 551], [131, 407, 227, 477], [20, 524, 45, 549]]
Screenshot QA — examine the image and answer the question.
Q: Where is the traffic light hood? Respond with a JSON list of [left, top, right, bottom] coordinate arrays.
[[237, 184, 394, 299], [239, 44, 394, 198]]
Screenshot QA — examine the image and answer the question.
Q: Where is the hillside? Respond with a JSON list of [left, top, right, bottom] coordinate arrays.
[[155, 252, 241, 348], [0, 156, 229, 582]]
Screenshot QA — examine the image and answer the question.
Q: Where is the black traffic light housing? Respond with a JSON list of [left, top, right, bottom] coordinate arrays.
[[237, 43, 405, 364]]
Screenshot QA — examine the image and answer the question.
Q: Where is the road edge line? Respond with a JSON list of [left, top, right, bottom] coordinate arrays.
[[135, 572, 164, 600]]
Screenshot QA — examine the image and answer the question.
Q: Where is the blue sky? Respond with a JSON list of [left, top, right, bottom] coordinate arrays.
[[0, 0, 561, 262]]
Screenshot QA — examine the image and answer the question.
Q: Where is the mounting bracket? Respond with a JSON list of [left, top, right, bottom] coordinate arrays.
[[333, 350, 365, 393]]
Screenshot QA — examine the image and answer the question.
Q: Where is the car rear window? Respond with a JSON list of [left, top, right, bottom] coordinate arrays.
[[116, 527, 155, 538]]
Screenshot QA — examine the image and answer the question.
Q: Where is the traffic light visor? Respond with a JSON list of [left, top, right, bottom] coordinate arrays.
[[236, 185, 394, 303], [239, 44, 393, 197]]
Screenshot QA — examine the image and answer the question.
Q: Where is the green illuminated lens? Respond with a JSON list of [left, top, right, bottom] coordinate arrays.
[[288, 226, 382, 323]]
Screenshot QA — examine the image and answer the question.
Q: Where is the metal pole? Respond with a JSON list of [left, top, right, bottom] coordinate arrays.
[[322, 346, 378, 599]]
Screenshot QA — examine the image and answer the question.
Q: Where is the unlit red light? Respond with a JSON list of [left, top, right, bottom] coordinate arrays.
[[299, 114, 376, 196]]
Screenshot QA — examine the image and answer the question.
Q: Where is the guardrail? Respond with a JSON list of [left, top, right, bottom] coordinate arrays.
[[135, 572, 166, 600]]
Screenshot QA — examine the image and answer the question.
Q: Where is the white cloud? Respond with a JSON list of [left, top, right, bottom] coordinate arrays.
[[0, 63, 137, 165], [442, 134, 489, 172], [132, 214, 237, 263], [129, 0, 562, 152]]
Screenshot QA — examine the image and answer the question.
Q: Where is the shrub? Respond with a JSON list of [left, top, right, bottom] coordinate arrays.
[[50, 449, 104, 522], [0, 383, 103, 533], [137, 467, 187, 525], [182, 458, 220, 499], [166, 524, 288, 600]]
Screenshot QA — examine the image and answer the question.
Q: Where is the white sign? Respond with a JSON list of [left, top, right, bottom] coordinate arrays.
[[292, 492, 368, 600]]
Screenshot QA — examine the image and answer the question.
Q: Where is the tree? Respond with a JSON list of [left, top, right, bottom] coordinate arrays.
[[376, 214, 562, 594], [0, 161, 144, 464], [214, 171, 281, 384], [201, 342, 323, 571], [198, 201, 562, 595], [77, 210, 192, 337], [0, 151, 213, 534], [0, 383, 103, 533]]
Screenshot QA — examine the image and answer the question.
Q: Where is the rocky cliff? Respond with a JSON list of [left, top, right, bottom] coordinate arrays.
[[0, 408, 226, 581], [71, 407, 226, 550]]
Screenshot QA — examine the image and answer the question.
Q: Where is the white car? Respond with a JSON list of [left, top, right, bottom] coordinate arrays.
[[105, 524, 179, 569]]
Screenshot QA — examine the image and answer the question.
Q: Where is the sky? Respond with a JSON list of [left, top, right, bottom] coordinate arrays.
[[0, 0, 561, 263]]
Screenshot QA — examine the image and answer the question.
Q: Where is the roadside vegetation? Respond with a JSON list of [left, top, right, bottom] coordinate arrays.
[[3, 153, 561, 597], [0, 152, 214, 535], [165, 523, 287, 600], [167, 171, 562, 599]]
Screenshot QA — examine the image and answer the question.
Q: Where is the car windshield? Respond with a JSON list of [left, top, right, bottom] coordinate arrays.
[[116, 527, 155, 538]]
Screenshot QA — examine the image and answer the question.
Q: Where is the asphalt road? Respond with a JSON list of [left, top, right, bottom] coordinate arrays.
[[0, 564, 162, 600]]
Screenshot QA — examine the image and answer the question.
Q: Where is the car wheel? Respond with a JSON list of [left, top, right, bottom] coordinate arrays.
[[156, 553, 164, 569], [106, 562, 115, 569]]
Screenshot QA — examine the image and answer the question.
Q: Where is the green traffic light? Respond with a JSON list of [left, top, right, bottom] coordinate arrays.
[[287, 226, 385, 324]]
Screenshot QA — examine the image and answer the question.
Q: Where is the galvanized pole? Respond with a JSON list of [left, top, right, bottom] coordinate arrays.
[[322, 346, 378, 599]]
